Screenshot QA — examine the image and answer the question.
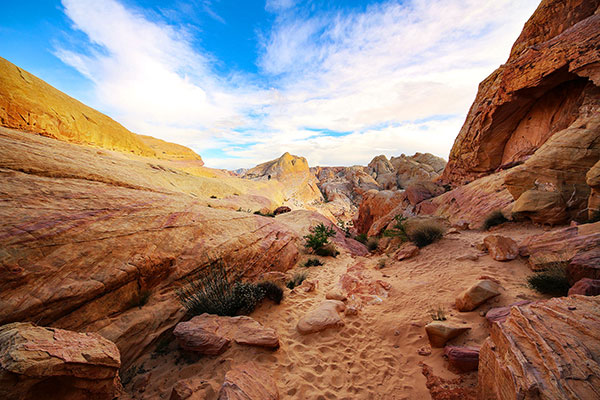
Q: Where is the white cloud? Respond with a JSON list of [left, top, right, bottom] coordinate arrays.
[[56, 0, 540, 169]]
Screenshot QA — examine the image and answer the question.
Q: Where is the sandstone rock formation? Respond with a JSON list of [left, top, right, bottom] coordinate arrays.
[[478, 296, 600, 399], [439, 0, 600, 224], [0, 57, 203, 163], [520, 221, 600, 284], [174, 315, 279, 354], [483, 235, 519, 261], [455, 280, 501, 312], [170, 378, 215, 400], [568, 278, 600, 296], [296, 300, 345, 334], [0, 322, 121, 400], [218, 362, 279, 400], [425, 322, 470, 348], [588, 160, 600, 220], [484, 301, 531, 324]]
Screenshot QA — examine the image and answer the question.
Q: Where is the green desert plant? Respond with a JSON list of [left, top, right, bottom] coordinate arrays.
[[483, 210, 509, 230], [286, 272, 308, 290], [355, 233, 368, 244], [367, 237, 379, 252], [303, 258, 324, 267], [409, 222, 444, 248], [177, 260, 270, 316], [527, 264, 570, 296], [383, 215, 408, 242], [304, 223, 336, 253]]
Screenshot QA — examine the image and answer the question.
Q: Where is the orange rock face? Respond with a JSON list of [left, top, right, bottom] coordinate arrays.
[[441, 0, 600, 186], [478, 296, 600, 399], [0, 322, 121, 400]]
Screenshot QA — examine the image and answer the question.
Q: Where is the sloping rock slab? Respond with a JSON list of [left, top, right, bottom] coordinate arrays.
[[425, 322, 470, 348], [174, 314, 279, 354], [478, 296, 600, 399], [0, 322, 121, 400], [218, 362, 279, 400], [297, 300, 345, 334], [456, 279, 501, 312]]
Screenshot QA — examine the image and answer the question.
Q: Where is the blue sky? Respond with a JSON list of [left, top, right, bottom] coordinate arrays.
[[0, 0, 540, 169]]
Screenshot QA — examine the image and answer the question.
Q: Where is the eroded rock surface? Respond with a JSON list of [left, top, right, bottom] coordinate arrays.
[[483, 235, 518, 261], [218, 362, 279, 400], [478, 296, 600, 399], [0, 322, 121, 400], [456, 280, 501, 312], [296, 300, 345, 334], [425, 322, 470, 348]]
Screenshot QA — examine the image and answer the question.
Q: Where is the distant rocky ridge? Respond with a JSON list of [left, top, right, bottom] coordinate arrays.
[[0, 56, 203, 164]]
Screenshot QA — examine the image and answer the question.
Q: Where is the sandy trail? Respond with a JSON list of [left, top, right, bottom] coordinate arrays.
[[127, 223, 548, 399]]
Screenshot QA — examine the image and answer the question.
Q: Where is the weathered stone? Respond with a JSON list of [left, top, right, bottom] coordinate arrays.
[[404, 181, 445, 206], [484, 301, 531, 324], [568, 278, 600, 296], [0, 322, 121, 400], [173, 314, 279, 354], [478, 296, 600, 400], [511, 189, 568, 225], [425, 322, 470, 348], [456, 280, 501, 312], [483, 235, 519, 261], [444, 346, 479, 373], [394, 242, 420, 261], [273, 206, 291, 215], [170, 378, 215, 400], [296, 300, 345, 334], [325, 289, 347, 301], [218, 362, 279, 400]]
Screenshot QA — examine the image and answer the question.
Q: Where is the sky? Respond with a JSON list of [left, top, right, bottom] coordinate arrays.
[[0, 0, 541, 169]]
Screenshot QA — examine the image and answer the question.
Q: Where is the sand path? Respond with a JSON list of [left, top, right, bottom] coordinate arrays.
[[127, 223, 548, 399]]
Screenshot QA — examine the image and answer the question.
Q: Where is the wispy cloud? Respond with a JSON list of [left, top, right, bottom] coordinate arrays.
[[56, 0, 540, 169]]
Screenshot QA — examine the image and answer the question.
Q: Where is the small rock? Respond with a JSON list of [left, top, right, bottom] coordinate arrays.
[[170, 378, 215, 400], [297, 300, 345, 334], [568, 278, 600, 296], [456, 279, 501, 312], [298, 279, 318, 292], [425, 321, 470, 348], [218, 362, 279, 400], [483, 235, 519, 261], [394, 242, 420, 261], [456, 253, 479, 261], [273, 206, 291, 215], [325, 289, 347, 301], [447, 228, 460, 234], [444, 346, 479, 372], [418, 346, 432, 356], [452, 220, 470, 230], [345, 305, 359, 316]]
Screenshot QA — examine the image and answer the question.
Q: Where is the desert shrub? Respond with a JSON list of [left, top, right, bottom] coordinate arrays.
[[367, 237, 379, 252], [483, 210, 508, 230], [286, 272, 308, 289], [304, 223, 336, 252], [315, 243, 339, 257], [355, 233, 368, 244], [177, 260, 268, 316], [127, 290, 150, 309], [527, 264, 570, 296], [409, 223, 444, 248], [383, 215, 408, 241], [254, 210, 275, 217], [303, 258, 323, 267], [257, 281, 284, 304]]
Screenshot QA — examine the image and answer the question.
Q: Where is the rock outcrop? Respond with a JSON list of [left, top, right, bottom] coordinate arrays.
[[455, 280, 501, 312], [444, 346, 479, 373], [296, 300, 346, 334], [478, 296, 600, 399], [0, 56, 203, 163], [568, 278, 600, 296], [218, 362, 279, 400], [439, 0, 600, 224], [483, 235, 519, 261], [0, 322, 121, 400], [425, 322, 470, 348]]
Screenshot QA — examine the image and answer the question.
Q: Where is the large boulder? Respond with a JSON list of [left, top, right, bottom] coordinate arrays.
[[444, 346, 479, 373], [218, 362, 279, 400], [568, 278, 600, 296], [354, 190, 408, 235], [173, 314, 279, 354], [478, 296, 600, 399], [511, 189, 568, 225], [0, 322, 121, 400], [296, 300, 345, 334], [483, 235, 519, 261]]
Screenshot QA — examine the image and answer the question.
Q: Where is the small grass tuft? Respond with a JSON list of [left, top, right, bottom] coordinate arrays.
[[367, 237, 379, 252], [483, 210, 508, 230], [286, 272, 308, 290], [429, 306, 446, 321], [355, 233, 367, 244], [315, 243, 339, 257], [409, 222, 444, 248], [303, 258, 323, 267]]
